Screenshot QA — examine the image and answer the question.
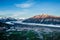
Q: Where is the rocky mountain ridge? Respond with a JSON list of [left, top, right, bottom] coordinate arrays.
[[23, 14, 60, 25]]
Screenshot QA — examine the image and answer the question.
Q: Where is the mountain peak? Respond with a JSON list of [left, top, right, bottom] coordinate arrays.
[[23, 14, 60, 25], [33, 14, 60, 18], [40, 14, 49, 17], [41, 13, 48, 15]]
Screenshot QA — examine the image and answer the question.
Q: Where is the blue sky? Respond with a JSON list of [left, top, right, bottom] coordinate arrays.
[[0, 0, 60, 18]]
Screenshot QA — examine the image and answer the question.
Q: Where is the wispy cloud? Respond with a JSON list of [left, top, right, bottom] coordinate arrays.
[[0, 7, 31, 18], [15, 0, 35, 8], [11, 12, 26, 17], [0, 10, 27, 18], [13, 0, 35, 18], [10, 9, 29, 18], [15, 3, 33, 8]]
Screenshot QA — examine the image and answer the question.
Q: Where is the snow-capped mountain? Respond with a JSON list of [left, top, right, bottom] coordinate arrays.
[[0, 17, 25, 22], [0, 14, 60, 31], [23, 14, 60, 25], [0, 17, 17, 22]]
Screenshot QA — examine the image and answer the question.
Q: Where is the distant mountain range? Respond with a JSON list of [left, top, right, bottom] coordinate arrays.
[[0, 17, 25, 22], [0, 14, 60, 31], [23, 14, 60, 25], [0, 14, 60, 25]]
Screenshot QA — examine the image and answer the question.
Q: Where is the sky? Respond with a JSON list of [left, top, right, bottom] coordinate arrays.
[[0, 0, 60, 18]]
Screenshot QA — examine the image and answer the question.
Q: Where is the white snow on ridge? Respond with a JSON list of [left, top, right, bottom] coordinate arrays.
[[20, 23, 60, 27], [6, 22, 14, 25], [6, 21, 60, 28]]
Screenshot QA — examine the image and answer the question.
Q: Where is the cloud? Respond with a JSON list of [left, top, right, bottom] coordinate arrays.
[[10, 9, 29, 18], [15, 3, 34, 8], [0, 9, 30, 18], [15, 0, 35, 8], [11, 12, 26, 17], [0, 11, 6, 15]]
